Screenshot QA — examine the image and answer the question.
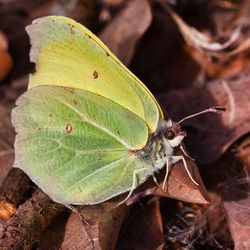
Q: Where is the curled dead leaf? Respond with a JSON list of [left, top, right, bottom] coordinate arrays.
[[154, 157, 210, 204], [158, 1, 250, 61], [125, 146, 210, 206], [154, 1, 250, 81]]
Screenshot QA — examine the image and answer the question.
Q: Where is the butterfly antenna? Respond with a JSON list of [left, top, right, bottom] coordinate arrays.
[[176, 106, 226, 125]]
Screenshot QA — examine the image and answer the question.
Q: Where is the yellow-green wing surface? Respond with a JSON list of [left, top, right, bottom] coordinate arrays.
[[26, 16, 163, 132], [12, 86, 152, 205]]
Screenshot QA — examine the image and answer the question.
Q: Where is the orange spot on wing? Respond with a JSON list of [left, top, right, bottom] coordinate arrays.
[[93, 71, 98, 79], [66, 123, 73, 134], [69, 26, 75, 35]]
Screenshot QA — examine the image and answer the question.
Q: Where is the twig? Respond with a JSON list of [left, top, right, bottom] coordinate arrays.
[[0, 189, 65, 250]]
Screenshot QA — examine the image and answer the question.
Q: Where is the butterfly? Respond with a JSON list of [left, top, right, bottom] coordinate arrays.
[[11, 16, 224, 205]]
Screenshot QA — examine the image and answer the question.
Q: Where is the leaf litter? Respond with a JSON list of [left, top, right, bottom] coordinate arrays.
[[0, 0, 250, 249]]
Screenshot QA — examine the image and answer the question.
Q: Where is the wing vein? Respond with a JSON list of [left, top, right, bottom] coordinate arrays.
[[65, 156, 129, 191], [58, 99, 130, 149], [17, 135, 127, 153]]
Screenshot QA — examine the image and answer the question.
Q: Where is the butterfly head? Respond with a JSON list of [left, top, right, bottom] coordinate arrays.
[[155, 118, 186, 147], [159, 106, 226, 148], [164, 123, 186, 147]]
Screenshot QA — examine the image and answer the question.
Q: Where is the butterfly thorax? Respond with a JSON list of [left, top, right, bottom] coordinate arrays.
[[138, 120, 186, 170]]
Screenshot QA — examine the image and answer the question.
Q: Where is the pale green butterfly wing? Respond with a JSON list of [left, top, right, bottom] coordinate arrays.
[[12, 86, 152, 205], [26, 16, 163, 133]]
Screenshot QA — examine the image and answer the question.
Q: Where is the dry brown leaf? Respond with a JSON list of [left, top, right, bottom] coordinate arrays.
[[219, 164, 250, 249], [154, 1, 250, 81], [159, 1, 250, 61], [117, 199, 165, 250], [39, 202, 129, 250], [158, 68, 250, 163], [219, 138, 250, 250], [198, 145, 250, 250], [223, 197, 250, 250], [170, 7, 239, 54], [98, 203, 129, 250], [128, 2, 197, 91], [203, 192, 232, 244], [100, 0, 152, 66], [155, 156, 210, 204], [183, 44, 250, 79]]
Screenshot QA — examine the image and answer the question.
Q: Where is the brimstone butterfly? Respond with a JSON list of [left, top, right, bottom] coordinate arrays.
[[11, 16, 223, 205]]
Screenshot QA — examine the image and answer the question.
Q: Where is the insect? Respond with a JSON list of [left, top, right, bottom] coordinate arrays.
[[11, 16, 225, 205]]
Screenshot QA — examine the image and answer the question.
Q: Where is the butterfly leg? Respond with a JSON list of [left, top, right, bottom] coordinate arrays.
[[162, 158, 170, 190], [152, 173, 161, 188], [180, 144, 195, 161], [171, 155, 199, 186], [118, 167, 148, 206]]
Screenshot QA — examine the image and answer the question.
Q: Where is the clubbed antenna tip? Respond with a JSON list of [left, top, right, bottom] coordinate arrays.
[[212, 106, 226, 113], [176, 106, 226, 125]]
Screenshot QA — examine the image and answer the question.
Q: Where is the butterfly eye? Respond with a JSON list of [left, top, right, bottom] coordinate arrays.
[[166, 129, 175, 140]]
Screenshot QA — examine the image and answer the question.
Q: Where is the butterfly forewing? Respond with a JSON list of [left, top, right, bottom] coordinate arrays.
[[26, 16, 163, 132]]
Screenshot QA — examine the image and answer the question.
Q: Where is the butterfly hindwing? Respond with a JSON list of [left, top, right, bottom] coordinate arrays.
[[12, 86, 152, 204]]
